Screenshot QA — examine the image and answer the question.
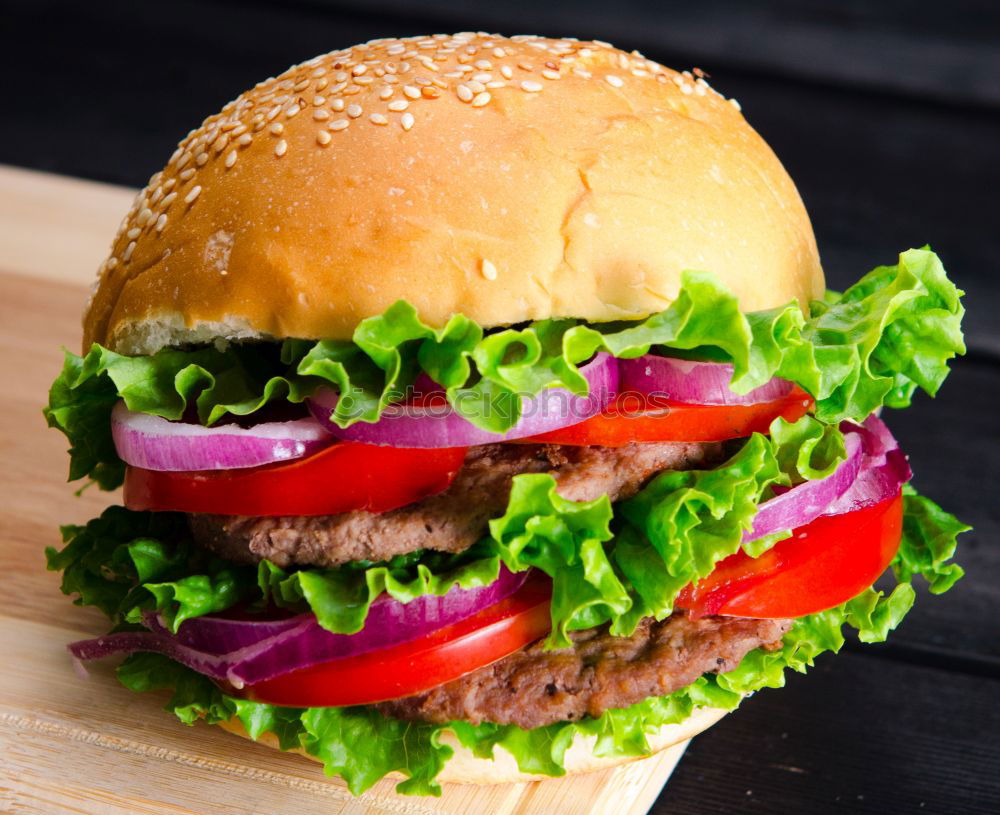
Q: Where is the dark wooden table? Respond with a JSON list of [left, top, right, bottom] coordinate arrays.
[[4, 1, 997, 812]]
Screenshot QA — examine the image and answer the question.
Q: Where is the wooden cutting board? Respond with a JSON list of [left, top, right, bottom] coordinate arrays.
[[0, 164, 691, 815]]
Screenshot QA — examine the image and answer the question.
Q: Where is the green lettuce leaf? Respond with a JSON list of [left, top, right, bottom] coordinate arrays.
[[45, 248, 964, 489], [258, 543, 503, 634], [47, 506, 505, 635], [46, 507, 257, 630], [491, 415, 845, 646], [894, 484, 969, 593]]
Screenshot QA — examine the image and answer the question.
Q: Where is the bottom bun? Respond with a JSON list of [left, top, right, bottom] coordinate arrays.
[[217, 705, 730, 785]]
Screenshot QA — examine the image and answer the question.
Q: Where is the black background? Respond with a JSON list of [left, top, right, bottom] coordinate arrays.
[[2, 1, 998, 812]]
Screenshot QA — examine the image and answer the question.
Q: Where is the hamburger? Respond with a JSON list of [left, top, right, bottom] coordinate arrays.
[[45, 33, 970, 795]]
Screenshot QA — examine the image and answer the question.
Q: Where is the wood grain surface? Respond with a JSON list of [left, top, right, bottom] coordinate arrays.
[[0, 164, 690, 815]]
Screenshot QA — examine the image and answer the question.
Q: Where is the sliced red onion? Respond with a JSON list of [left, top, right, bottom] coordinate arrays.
[[69, 565, 528, 686], [821, 415, 911, 516], [744, 432, 863, 544], [619, 355, 794, 406], [308, 353, 618, 448], [111, 401, 334, 471], [744, 415, 910, 544]]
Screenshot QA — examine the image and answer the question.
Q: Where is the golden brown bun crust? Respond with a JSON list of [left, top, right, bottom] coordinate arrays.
[[83, 34, 823, 354], [216, 706, 728, 785]]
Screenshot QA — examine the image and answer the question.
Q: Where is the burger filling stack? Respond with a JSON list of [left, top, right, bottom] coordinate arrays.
[[45, 33, 969, 795]]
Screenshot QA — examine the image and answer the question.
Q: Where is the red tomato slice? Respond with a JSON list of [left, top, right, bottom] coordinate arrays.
[[232, 573, 553, 707], [524, 388, 814, 446], [123, 442, 468, 516], [676, 491, 903, 619]]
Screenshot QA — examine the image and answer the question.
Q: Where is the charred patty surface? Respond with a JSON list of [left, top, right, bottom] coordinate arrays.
[[187, 440, 720, 568], [377, 613, 792, 729]]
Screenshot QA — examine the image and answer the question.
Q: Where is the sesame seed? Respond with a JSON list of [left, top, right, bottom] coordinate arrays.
[[729, 97, 742, 111], [379, 86, 393, 99], [487, 80, 506, 88], [329, 119, 349, 131], [237, 133, 252, 146], [573, 68, 592, 79], [347, 103, 363, 118], [184, 185, 202, 204], [123, 241, 136, 261], [471, 91, 491, 107], [401, 112, 415, 131], [474, 59, 492, 70], [176, 152, 192, 169], [352, 64, 367, 76], [370, 113, 388, 125], [468, 80, 486, 93], [179, 168, 196, 180], [403, 85, 421, 99], [225, 149, 238, 168], [500, 65, 513, 79], [481, 259, 497, 280], [313, 95, 326, 106], [493, 48, 506, 58], [520, 80, 543, 92], [155, 214, 168, 232], [680, 83, 693, 95], [317, 130, 332, 145], [126, 227, 141, 239], [354, 76, 373, 85], [313, 109, 330, 120], [269, 122, 284, 135], [605, 74, 624, 87], [541, 69, 560, 80], [387, 100, 409, 111], [286, 104, 301, 117], [331, 98, 345, 111], [457, 84, 473, 102], [137, 207, 153, 225], [472, 72, 492, 82], [161, 192, 177, 207], [421, 86, 440, 98], [274, 139, 288, 156]]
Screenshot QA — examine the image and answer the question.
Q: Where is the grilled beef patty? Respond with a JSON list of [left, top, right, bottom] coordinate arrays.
[[378, 613, 792, 729], [187, 440, 720, 568]]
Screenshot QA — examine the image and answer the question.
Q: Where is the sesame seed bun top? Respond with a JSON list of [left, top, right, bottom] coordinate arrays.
[[83, 33, 824, 355]]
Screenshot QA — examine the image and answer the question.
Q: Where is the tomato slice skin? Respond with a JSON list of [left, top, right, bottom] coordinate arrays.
[[524, 388, 814, 446], [234, 573, 552, 707], [676, 491, 903, 619], [123, 442, 468, 516]]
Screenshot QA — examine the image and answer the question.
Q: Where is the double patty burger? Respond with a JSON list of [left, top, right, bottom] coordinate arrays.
[[46, 33, 970, 794]]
